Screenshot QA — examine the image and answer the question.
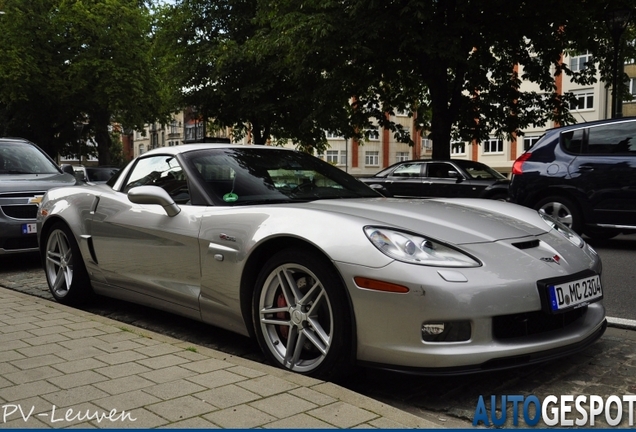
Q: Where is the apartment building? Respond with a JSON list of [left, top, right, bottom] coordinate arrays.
[[321, 52, 636, 177], [130, 53, 635, 174]]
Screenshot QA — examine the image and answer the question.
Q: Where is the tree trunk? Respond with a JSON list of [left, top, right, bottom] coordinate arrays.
[[427, 68, 453, 161], [93, 110, 112, 166]]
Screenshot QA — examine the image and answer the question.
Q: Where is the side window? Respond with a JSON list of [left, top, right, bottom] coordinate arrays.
[[586, 122, 636, 155], [391, 163, 423, 177], [123, 155, 191, 205], [561, 129, 584, 154], [427, 163, 454, 178]]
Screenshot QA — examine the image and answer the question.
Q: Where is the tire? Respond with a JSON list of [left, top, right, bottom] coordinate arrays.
[[252, 249, 352, 380], [43, 222, 93, 306], [489, 193, 509, 201], [534, 196, 583, 233], [584, 227, 620, 240]]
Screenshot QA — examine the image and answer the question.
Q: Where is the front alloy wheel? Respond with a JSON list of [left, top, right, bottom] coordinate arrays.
[[43, 222, 92, 305], [253, 249, 351, 379]]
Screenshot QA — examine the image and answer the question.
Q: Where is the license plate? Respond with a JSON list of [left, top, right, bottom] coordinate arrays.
[[547, 275, 602, 312], [21, 223, 37, 234]]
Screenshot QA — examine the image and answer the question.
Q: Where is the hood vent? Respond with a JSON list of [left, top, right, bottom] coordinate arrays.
[[512, 239, 540, 250]]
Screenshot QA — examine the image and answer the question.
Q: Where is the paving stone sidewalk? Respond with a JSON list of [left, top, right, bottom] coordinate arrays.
[[0, 287, 440, 429]]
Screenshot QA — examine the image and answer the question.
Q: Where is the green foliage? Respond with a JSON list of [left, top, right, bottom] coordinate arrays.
[[0, 0, 167, 164], [255, 0, 633, 159]]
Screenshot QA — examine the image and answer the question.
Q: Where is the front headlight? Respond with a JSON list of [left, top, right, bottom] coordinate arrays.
[[539, 212, 585, 248], [364, 226, 481, 267]]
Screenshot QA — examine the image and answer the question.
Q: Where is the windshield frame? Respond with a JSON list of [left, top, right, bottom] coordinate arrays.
[[181, 147, 382, 206]]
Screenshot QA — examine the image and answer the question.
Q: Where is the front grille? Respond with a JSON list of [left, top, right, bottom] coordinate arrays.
[[2, 236, 38, 250], [1, 205, 38, 219], [493, 307, 587, 340]]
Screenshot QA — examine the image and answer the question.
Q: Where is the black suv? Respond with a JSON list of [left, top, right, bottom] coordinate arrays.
[[509, 117, 636, 239]]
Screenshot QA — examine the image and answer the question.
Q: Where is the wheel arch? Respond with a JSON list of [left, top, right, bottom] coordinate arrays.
[[39, 216, 70, 257], [239, 236, 358, 360], [525, 186, 584, 212]]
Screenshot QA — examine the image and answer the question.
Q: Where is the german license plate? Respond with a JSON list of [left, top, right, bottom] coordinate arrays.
[[547, 275, 602, 312], [21, 223, 37, 234]]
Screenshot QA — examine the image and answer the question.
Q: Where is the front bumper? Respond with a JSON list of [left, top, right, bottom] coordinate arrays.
[[336, 235, 605, 371]]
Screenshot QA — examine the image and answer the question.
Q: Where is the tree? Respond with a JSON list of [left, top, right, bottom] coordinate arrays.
[[154, 0, 362, 150], [258, 0, 636, 159], [0, 0, 166, 164]]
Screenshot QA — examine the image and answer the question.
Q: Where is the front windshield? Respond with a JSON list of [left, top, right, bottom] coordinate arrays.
[[462, 161, 506, 180], [184, 147, 381, 205], [0, 141, 60, 175]]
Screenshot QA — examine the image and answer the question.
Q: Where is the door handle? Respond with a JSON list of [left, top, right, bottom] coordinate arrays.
[[578, 165, 594, 172]]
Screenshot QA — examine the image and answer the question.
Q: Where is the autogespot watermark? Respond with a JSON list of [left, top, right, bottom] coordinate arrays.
[[1, 404, 137, 424], [473, 394, 636, 427]]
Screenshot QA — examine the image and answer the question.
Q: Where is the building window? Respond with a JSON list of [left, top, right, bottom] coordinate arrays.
[[421, 138, 432, 150], [451, 142, 466, 155], [626, 78, 636, 101], [569, 52, 592, 72], [365, 129, 380, 141], [365, 151, 379, 166], [523, 136, 540, 151], [484, 138, 503, 153], [139, 144, 145, 155], [170, 120, 178, 134], [326, 131, 343, 139], [569, 90, 594, 110], [396, 151, 410, 162], [326, 150, 339, 164]]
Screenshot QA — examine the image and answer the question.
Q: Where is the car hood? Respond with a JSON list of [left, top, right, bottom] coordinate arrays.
[[0, 173, 76, 193], [303, 197, 547, 245]]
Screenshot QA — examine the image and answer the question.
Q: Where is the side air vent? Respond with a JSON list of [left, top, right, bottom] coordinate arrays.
[[512, 239, 540, 250]]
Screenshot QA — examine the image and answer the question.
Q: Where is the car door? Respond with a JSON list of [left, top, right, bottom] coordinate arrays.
[[423, 162, 462, 197], [569, 120, 636, 227], [455, 162, 505, 198], [381, 162, 426, 197], [89, 154, 203, 314]]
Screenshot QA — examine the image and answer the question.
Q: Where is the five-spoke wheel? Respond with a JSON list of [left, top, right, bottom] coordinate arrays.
[[253, 249, 351, 379], [43, 222, 92, 305]]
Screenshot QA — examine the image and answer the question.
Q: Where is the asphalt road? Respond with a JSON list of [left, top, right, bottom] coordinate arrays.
[[586, 233, 636, 322], [1, 233, 635, 427]]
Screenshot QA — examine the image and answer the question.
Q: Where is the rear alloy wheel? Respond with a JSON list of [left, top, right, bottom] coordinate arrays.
[[43, 222, 92, 306], [253, 249, 351, 379], [534, 196, 583, 234]]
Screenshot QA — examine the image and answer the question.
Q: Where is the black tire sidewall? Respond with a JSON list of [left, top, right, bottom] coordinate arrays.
[[252, 248, 352, 380]]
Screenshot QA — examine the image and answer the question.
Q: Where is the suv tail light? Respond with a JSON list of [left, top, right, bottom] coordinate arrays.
[[512, 152, 532, 175]]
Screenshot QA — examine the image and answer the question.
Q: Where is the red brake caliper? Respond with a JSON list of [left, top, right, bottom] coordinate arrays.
[[276, 293, 289, 339]]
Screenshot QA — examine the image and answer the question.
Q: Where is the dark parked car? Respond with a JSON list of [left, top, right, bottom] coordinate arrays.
[[0, 137, 76, 254], [509, 117, 636, 239], [71, 165, 120, 184], [359, 159, 509, 200]]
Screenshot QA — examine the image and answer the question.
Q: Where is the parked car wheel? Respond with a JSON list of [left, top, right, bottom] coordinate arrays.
[[253, 249, 352, 379], [584, 227, 621, 240], [534, 196, 582, 233], [489, 192, 509, 201], [42, 222, 92, 305]]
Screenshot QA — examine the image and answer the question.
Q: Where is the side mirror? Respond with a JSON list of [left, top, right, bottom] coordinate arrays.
[[448, 171, 463, 182], [61, 164, 75, 175], [128, 185, 181, 217], [369, 183, 392, 197]]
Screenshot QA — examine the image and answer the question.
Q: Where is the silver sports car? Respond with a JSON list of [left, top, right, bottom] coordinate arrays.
[[37, 143, 606, 379]]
